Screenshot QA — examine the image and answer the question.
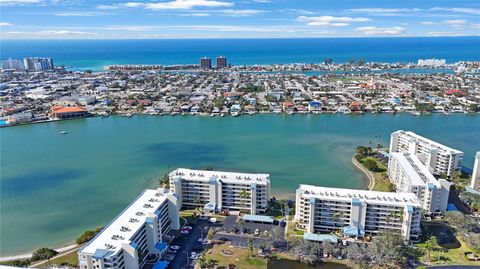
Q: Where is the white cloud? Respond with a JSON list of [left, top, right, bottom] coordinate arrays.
[[349, 8, 421, 16], [54, 11, 109, 17], [217, 9, 262, 17], [99, 0, 233, 10], [0, 0, 41, 5], [2, 30, 99, 38], [430, 7, 480, 15], [356, 26, 406, 36], [0, 22, 13, 26], [298, 15, 370, 27], [422, 20, 468, 29], [180, 12, 211, 16], [443, 20, 467, 25]]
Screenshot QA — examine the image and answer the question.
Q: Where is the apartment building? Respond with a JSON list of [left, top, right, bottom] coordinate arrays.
[[78, 189, 180, 269], [389, 130, 464, 176], [388, 152, 451, 214], [23, 57, 54, 71], [295, 185, 422, 242], [471, 152, 480, 191], [169, 168, 270, 215]]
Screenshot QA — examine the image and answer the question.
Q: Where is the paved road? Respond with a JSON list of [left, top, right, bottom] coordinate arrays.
[[168, 219, 212, 269]]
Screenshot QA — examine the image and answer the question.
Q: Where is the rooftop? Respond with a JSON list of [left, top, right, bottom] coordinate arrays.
[[80, 188, 174, 256], [170, 168, 270, 185], [298, 184, 421, 206], [395, 130, 463, 154], [391, 152, 439, 187]]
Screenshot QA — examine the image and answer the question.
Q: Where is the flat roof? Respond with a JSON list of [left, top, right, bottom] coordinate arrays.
[[303, 233, 338, 243], [391, 152, 439, 187], [242, 214, 274, 223], [80, 189, 174, 256], [170, 168, 270, 185], [395, 130, 463, 154], [298, 184, 421, 207]]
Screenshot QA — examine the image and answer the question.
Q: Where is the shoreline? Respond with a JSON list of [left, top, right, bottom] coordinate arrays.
[[1, 111, 478, 129], [352, 156, 376, 191], [0, 244, 78, 263]]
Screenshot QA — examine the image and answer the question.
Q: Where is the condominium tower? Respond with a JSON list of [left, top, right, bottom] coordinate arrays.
[[388, 152, 451, 214], [78, 189, 180, 269], [169, 168, 270, 214], [200, 57, 212, 69], [216, 56, 227, 68], [389, 130, 464, 176], [23, 57, 54, 71], [471, 152, 480, 191], [295, 185, 422, 242]]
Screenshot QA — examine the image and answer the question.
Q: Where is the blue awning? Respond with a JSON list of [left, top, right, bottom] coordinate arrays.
[[93, 249, 110, 259], [303, 233, 338, 243], [343, 226, 365, 237], [153, 261, 169, 269], [155, 242, 168, 252]]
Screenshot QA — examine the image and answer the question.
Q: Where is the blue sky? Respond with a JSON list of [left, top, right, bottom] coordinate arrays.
[[0, 0, 479, 39]]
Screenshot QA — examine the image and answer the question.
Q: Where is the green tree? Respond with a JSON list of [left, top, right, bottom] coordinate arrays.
[[362, 158, 379, 172], [424, 236, 439, 262], [31, 248, 58, 262], [247, 238, 254, 257], [76, 227, 103, 244], [207, 227, 217, 241]]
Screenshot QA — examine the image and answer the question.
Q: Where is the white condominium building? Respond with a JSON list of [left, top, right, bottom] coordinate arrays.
[[389, 130, 464, 176], [470, 152, 480, 191], [388, 152, 452, 214], [78, 189, 180, 269], [295, 185, 422, 242], [169, 168, 270, 215]]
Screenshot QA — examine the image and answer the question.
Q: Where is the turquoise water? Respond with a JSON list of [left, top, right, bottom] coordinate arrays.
[[1, 114, 479, 255], [1, 37, 479, 70]]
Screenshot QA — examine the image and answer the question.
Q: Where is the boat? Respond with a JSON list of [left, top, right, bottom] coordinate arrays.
[[59, 131, 68, 134]]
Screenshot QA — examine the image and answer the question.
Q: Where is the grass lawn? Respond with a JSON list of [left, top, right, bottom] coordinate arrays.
[[202, 243, 268, 269], [286, 220, 304, 239], [37, 251, 79, 267], [359, 156, 394, 192], [416, 222, 479, 266], [417, 238, 478, 266]]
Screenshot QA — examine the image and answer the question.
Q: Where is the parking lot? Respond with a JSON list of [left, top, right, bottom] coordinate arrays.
[[149, 214, 285, 269], [166, 217, 220, 269], [214, 215, 286, 248]]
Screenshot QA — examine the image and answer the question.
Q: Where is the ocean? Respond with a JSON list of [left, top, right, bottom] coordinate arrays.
[[1, 114, 480, 256], [1, 37, 480, 71]]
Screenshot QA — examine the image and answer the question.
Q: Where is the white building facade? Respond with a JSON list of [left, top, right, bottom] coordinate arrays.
[[295, 185, 422, 242], [78, 189, 180, 269], [388, 152, 451, 214], [169, 168, 270, 214], [389, 130, 464, 176], [470, 152, 480, 191]]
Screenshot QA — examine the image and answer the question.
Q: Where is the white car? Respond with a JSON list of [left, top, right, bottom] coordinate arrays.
[[170, 245, 180, 250], [209, 217, 217, 223], [180, 230, 189, 235], [254, 229, 259, 235]]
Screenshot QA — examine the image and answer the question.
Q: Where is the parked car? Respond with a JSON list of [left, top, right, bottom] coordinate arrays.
[[180, 230, 189, 235], [209, 217, 217, 223], [170, 245, 180, 250], [254, 229, 259, 235]]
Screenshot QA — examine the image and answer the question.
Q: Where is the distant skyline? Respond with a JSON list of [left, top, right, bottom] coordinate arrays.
[[0, 0, 479, 39]]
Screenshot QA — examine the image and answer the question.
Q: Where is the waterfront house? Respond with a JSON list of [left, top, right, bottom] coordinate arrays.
[[51, 106, 87, 119]]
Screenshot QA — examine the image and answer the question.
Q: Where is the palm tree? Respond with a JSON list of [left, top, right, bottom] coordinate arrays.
[[239, 189, 250, 214], [247, 238, 254, 257], [425, 236, 439, 262]]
